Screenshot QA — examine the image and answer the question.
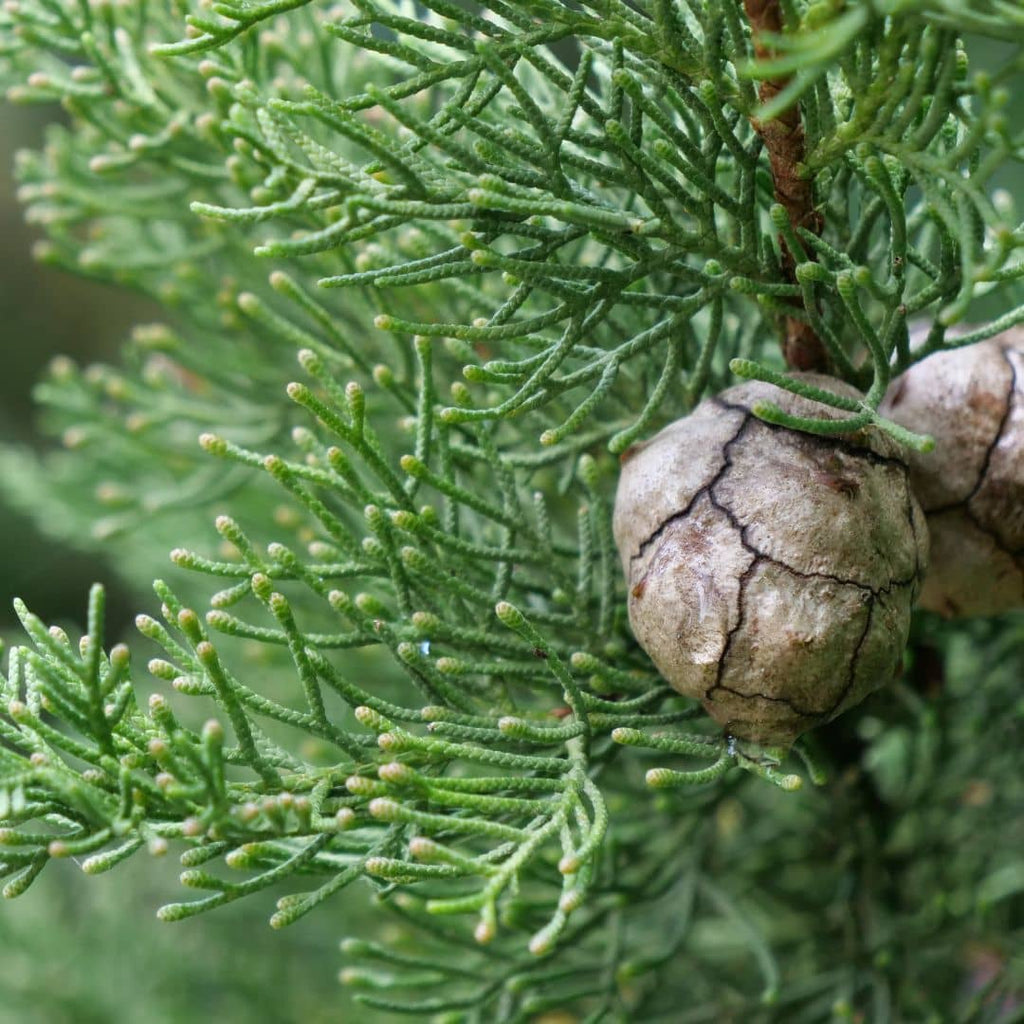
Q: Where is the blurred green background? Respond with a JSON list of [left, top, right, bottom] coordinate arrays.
[[0, 106, 147, 632]]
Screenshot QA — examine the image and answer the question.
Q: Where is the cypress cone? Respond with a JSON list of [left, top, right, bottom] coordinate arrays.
[[614, 376, 929, 748], [881, 328, 1024, 618]]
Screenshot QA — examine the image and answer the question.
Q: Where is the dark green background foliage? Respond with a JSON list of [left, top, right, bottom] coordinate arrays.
[[0, 2, 1022, 1021]]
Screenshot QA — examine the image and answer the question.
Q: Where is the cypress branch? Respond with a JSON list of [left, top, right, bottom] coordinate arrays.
[[0, 1, 1022, 1018]]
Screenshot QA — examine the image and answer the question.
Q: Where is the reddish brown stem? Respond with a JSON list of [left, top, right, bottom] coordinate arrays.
[[743, 0, 827, 372]]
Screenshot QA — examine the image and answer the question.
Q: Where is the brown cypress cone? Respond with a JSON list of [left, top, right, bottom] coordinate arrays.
[[614, 375, 928, 749], [881, 328, 1024, 617]]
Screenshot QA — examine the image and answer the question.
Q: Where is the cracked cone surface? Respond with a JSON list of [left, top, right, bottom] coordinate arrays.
[[614, 375, 928, 748], [881, 329, 1024, 617]]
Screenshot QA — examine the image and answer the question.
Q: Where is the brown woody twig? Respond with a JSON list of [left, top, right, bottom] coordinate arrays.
[[743, 0, 828, 372]]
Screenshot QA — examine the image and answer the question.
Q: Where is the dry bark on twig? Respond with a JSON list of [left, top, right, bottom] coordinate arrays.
[[743, 0, 828, 372]]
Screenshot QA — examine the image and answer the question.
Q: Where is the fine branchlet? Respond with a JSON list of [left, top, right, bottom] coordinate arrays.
[[0, 1, 1022, 1019]]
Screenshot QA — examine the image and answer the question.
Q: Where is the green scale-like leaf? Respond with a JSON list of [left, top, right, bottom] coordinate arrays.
[[0, 0, 1022, 1019]]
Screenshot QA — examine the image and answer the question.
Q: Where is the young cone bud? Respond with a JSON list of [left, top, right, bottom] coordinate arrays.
[[881, 329, 1023, 617], [614, 375, 928, 748]]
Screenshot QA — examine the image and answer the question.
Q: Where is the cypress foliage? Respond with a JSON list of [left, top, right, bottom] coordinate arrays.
[[0, 2, 1021, 1018]]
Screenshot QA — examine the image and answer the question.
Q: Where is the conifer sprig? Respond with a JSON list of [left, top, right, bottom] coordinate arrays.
[[0, 1, 1022, 1019]]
